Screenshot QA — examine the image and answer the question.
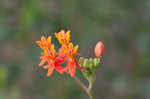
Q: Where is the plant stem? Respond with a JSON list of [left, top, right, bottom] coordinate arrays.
[[73, 75, 95, 99], [73, 75, 89, 93], [88, 79, 94, 99], [88, 90, 94, 99]]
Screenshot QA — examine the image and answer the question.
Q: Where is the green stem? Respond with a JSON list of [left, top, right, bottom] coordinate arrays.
[[88, 90, 94, 99], [88, 78, 94, 99], [73, 75, 95, 99]]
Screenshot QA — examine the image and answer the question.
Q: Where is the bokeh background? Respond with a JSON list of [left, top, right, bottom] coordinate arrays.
[[0, 0, 150, 99]]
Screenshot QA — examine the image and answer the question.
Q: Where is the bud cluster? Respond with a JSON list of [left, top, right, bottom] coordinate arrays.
[[79, 57, 101, 76]]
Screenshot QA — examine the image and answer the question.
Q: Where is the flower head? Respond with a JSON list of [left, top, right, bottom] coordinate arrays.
[[60, 43, 83, 76], [62, 43, 79, 57], [36, 36, 65, 77], [94, 41, 104, 57], [36, 30, 83, 77], [55, 30, 71, 45], [55, 30, 83, 76], [36, 36, 51, 49]]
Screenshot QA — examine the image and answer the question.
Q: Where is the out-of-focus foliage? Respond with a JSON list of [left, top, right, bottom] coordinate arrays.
[[0, 0, 150, 99]]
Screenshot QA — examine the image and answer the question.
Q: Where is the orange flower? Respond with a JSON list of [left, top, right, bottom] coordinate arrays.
[[55, 30, 83, 76], [36, 36, 65, 77], [62, 43, 79, 57], [55, 30, 71, 45], [36, 36, 51, 49], [94, 41, 104, 57], [36, 30, 83, 77], [60, 43, 83, 76]]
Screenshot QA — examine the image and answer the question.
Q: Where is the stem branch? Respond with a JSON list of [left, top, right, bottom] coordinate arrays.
[[73, 75, 89, 94], [73, 75, 95, 99]]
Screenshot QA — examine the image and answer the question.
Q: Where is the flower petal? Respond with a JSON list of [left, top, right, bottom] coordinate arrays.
[[74, 59, 83, 70], [47, 36, 51, 43], [36, 41, 41, 46], [55, 62, 64, 74], [65, 30, 70, 43], [69, 62, 76, 76], [39, 56, 47, 66], [58, 48, 66, 57], [43, 65, 49, 69], [47, 64, 54, 77], [73, 45, 78, 55], [68, 43, 73, 49], [41, 36, 46, 43], [36, 41, 44, 49], [50, 44, 56, 56], [56, 57, 67, 64], [47, 36, 51, 48]]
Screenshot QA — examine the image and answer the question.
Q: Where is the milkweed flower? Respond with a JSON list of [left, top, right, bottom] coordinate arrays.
[[55, 30, 83, 76], [61, 43, 83, 76], [55, 30, 71, 45], [36, 30, 83, 77], [36, 36, 66, 77], [36, 36, 51, 49], [94, 41, 104, 57]]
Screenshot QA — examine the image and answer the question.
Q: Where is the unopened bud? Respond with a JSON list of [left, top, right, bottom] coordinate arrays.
[[94, 41, 104, 57]]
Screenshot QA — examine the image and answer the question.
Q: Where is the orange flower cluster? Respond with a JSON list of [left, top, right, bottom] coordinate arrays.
[[36, 30, 82, 77]]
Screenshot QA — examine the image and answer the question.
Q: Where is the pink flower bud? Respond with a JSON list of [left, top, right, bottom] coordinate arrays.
[[94, 41, 104, 57]]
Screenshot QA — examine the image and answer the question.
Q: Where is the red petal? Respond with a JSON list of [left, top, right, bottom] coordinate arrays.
[[74, 59, 83, 70], [47, 64, 54, 77], [58, 48, 66, 57], [62, 63, 70, 73], [55, 62, 64, 74], [69, 62, 76, 77], [56, 57, 67, 64]]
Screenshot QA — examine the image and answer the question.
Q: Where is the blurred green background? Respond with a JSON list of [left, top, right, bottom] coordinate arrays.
[[0, 0, 150, 99]]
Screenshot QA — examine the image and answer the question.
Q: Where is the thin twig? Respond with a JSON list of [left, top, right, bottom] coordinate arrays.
[[73, 75, 89, 94]]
